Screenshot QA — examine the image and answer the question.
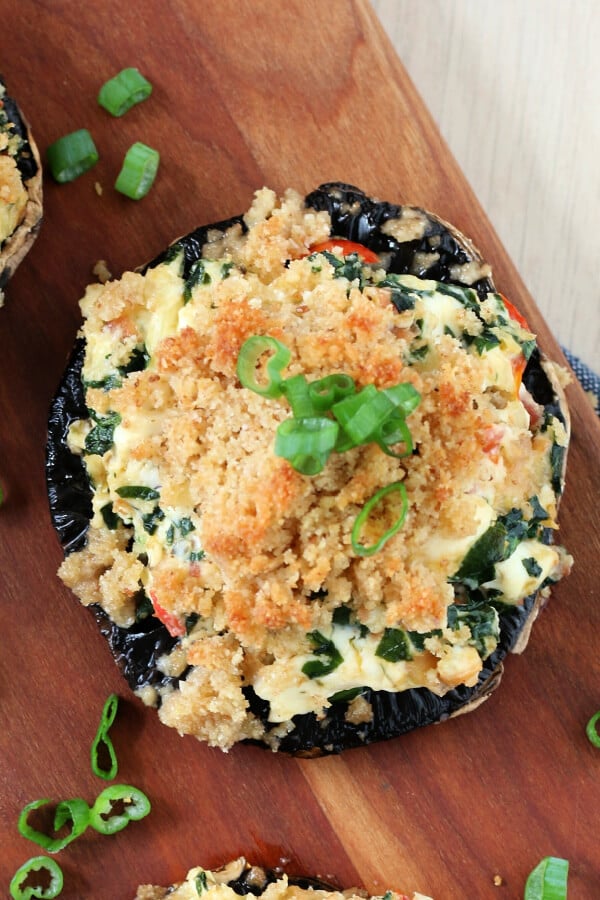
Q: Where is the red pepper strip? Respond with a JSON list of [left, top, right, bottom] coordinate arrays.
[[309, 239, 380, 263], [500, 293, 531, 331], [149, 591, 186, 637]]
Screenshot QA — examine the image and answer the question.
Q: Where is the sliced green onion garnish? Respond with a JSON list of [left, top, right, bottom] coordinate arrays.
[[382, 382, 421, 416], [89, 784, 151, 835], [275, 417, 339, 475], [332, 384, 394, 446], [18, 797, 90, 853], [10, 856, 64, 900], [280, 374, 315, 417], [98, 67, 153, 117], [46, 129, 99, 183], [237, 335, 291, 397], [524, 856, 569, 900], [90, 693, 119, 780], [308, 373, 356, 411], [586, 710, 600, 747], [115, 142, 160, 199], [351, 481, 408, 557], [375, 411, 414, 458]]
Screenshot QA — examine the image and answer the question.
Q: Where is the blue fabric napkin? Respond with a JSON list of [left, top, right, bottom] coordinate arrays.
[[562, 348, 600, 416]]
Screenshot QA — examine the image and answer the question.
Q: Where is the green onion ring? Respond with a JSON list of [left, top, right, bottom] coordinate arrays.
[[275, 417, 338, 475], [46, 129, 99, 183], [18, 797, 90, 853], [98, 67, 153, 117], [280, 374, 316, 417], [586, 710, 600, 748], [375, 412, 414, 458], [382, 382, 421, 416], [524, 856, 569, 900], [89, 784, 151, 835], [114, 142, 160, 200], [332, 384, 394, 446], [237, 336, 291, 397], [308, 373, 356, 411], [9, 856, 64, 900], [351, 481, 408, 557], [90, 693, 119, 780]]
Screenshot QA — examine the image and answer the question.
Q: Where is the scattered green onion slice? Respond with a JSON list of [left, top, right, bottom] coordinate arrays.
[[332, 384, 394, 446], [89, 784, 151, 835], [375, 411, 414, 458], [524, 856, 569, 900], [382, 382, 421, 416], [10, 856, 64, 900], [90, 693, 119, 780], [18, 797, 90, 853], [115, 142, 160, 199], [281, 374, 315, 417], [586, 710, 600, 747], [275, 417, 339, 475], [46, 129, 99, 183], [237, 335, 291, 397], [351, 481, 408, 557], [308, 373, 356, 411], [98, 67, 153, 117]]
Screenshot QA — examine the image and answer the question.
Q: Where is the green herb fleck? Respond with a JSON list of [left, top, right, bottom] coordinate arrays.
[[522, 557, 543, 578], [116, 485, 160, 501], [85, 411, 122, 456], [302, 631, 343, 679], [375, 628, 412, 662]]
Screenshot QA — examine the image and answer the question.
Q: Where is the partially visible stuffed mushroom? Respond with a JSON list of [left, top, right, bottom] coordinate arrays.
[[134, 856, 431, 900], [0, 76, 42, 302]]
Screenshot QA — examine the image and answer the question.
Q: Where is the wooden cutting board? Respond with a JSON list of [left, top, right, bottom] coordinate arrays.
[[1, 1, 599, 897]]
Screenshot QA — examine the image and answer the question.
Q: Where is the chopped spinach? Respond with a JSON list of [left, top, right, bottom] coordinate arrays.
[[522, 557, 543, 578], [550, 442, 566, 494], [135, 591, 154, 622], [195, 871, 208, 895], [375, 627, 413, 662], [378, 274, 421, 311], [328, 687, 364, 704], [100, 501, 122, 530], [446, 599, 499, 657], [116, 485, 160, 501], [450, 509, 527, 589], [141, 506, 165, 534], [185, 613, 200, 634], [189, 550, 205, 562], [83, 373, 122, 391], [178, 517, 195, 536], [118, 345, 150, 376], [302, 631, 343, 679], [319, 250, 366, 288], [84, 411, 121, 456], [184, 259, 212, 304]]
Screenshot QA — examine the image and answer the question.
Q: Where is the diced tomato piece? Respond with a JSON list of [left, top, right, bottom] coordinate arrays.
[[500, 293, 531, 331], [479, 424, 505, 463], [309, 238, 380, 263], [149, 591, 186, 637]]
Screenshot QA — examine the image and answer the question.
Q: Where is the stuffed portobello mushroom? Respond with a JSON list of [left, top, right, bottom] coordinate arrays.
[[135, 856, 431, 900], [0, 76, 42, 300], [47, 183, 572, 755]]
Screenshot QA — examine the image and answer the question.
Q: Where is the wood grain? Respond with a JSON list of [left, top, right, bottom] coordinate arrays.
[[373, 0, 600, 373], [1, 2, 599, 898]]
